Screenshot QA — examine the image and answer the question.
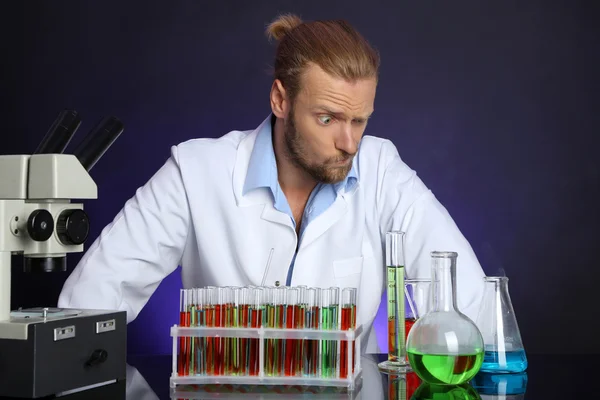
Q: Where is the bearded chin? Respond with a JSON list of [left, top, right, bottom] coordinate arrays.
[[283, 114, 351, 184]]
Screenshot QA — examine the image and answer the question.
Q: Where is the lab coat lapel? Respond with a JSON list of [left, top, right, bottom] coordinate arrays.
[[299, 195, 348, 250], [260, 204, 294, 228], [232, 118, 272, 208], [232, 117, 294, 229]]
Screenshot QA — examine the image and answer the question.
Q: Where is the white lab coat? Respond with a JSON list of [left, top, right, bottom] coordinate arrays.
[[57, 115, 486, 353]]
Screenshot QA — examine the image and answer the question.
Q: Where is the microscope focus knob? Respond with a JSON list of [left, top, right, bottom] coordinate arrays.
[[57, 209, 90, 245], [27, 209, 54, 241]]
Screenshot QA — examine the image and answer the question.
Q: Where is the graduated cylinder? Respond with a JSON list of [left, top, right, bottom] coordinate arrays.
[[379, 231, 411, 373]]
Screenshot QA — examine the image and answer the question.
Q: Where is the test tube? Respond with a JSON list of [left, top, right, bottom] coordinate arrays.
[[228, 287, 240, 375], [204, 287, 216, 376], [284, 288, 299, 376], [196, 288, 206, 376], [186, 289, 194, 375], [213, 287, 225, 375], [221, 287, 229, 375], [239, 287, 250, 376], [330, 287, 340, 330], [313, 288, 322, 376], [340, 287, 357, 379], [274, 287, 286, 376], [320, 288, 333, 378], [303, 288, 318, 376], [264, 286, 276, 376], [330, 287, 340, 378], [189, 289, 197, 376], [296, 285, 307, 315], [295, 286, 307, 375], [178, 289, 187, 376], [249, 287, 263, 376]]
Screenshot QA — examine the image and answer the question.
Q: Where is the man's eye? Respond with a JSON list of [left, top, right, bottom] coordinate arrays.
[[318, 115, 333, 125]]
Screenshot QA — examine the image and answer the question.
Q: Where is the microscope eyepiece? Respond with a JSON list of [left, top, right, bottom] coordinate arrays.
[[72, 116, 124, 171], [34, 110, 81, 154]]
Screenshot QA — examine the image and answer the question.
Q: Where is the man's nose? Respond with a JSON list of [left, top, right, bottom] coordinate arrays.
[[335, 124, 358, 155]]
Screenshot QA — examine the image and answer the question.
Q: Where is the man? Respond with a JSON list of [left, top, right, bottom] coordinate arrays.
[[58, 14, 485, 353]]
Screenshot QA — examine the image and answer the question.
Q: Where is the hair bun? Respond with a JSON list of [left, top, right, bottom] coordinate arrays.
[[266, 13, 303, 41]]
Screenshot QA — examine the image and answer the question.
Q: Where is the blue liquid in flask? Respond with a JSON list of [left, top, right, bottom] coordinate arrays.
[[481, 348, 527, 373]]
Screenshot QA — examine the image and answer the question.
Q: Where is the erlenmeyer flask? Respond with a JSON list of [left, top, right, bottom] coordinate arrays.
[[475, 277, 527, 373], [406, 252, 484, 385]]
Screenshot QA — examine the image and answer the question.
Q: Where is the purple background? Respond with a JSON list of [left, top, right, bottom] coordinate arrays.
[[3, 1, 599, 355]]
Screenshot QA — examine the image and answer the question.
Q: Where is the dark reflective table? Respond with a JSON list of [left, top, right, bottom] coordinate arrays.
[[0, 353, 590, 399]]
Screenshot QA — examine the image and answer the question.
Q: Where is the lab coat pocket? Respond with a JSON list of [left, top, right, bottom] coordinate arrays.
[[333, 256, 364, 291]]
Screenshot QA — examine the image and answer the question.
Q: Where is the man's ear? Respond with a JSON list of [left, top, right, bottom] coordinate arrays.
[[270, 79, 289, 118]]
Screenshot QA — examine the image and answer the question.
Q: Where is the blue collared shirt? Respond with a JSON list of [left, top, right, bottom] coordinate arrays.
[[243, 116, 358, 285]]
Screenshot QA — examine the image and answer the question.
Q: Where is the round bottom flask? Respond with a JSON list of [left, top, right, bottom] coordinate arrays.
[[406, 251, 484, 385]]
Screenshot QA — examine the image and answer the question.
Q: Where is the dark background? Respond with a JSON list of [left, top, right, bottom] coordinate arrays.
[[2, 1, 598, 355]]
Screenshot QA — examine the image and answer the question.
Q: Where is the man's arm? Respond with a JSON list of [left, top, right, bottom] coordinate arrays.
[[376, 140, 485, 322], [58, 145, 191, 323]]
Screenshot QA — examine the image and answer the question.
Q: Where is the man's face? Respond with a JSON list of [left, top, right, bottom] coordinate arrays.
[[282, 64, 376, 184]]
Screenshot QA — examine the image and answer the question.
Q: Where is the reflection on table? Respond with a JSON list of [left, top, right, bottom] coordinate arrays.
[[126, 355, 528, 400], [5, 354, 530, 399]]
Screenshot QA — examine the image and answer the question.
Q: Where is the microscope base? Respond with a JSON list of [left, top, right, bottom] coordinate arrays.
[[0, 308, 126, 399]]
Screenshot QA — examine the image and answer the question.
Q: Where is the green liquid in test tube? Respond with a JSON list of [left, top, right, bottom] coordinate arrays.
[[320, 287, 339, 378]]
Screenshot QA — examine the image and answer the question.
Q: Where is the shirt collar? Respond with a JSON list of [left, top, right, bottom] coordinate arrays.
[[243, 114, 358, 197]]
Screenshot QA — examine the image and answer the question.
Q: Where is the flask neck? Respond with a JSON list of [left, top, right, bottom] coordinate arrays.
[[483, 276, 512, 311], [484, 276, 508, 292], [431, 254, 458, 312]]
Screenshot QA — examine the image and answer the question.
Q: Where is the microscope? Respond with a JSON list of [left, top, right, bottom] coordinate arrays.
[[0, 110, 127, 398]]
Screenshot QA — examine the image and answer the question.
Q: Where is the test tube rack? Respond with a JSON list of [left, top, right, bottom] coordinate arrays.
[[169, 324, 363, 390]]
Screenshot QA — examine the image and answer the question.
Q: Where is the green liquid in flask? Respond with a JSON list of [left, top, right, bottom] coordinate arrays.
[[407, 349, 484, 385]]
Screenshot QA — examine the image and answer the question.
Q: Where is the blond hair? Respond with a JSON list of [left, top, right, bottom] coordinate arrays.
[[266, 13, 380, 102]]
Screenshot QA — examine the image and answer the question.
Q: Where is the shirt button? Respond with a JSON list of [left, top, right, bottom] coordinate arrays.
[[275, 281, 280, 287]]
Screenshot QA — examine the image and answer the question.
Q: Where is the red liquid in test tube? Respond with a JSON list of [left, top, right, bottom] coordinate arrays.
[[340, 288, 357, 379], [178, 289, 186, 376], [284, 288, 298, 376], [249, 287, 263, 376], [294, 303, 303, 375], [274, 287, 285, 376], [294, 286, 307, 376], [309, 288, 321, 376], [205, 287, 217, 376], [249, 297, 262, 375], [225, 287, 236, 375], [214, 302, 223, 375]]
